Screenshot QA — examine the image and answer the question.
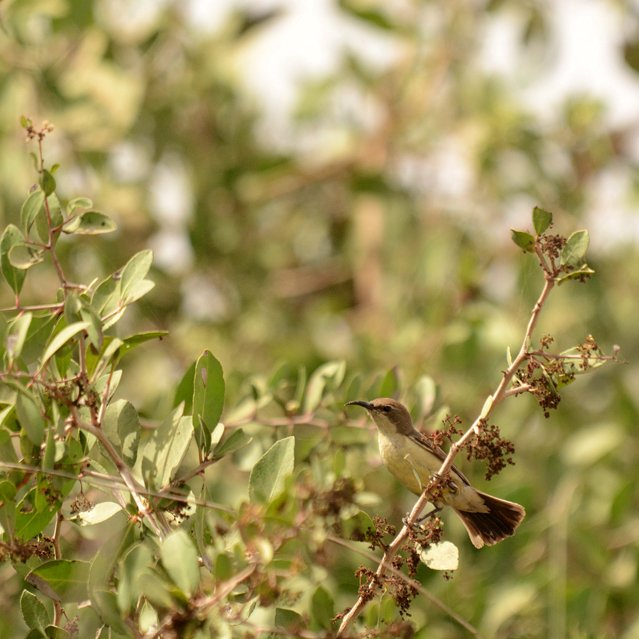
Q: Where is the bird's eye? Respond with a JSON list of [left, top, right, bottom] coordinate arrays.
[[381, 405, 392, 413]]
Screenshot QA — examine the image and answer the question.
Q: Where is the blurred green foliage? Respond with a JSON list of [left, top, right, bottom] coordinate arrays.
[[1, 1, 638, 637]]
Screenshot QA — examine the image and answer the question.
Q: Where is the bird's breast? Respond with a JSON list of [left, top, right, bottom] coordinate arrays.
[[377, 431, 441, 495]]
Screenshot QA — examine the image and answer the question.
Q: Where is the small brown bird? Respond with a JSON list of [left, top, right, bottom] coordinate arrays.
[[347, 397, 525, 548]]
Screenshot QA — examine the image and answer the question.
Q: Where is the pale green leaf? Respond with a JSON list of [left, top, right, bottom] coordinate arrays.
[[160, 530, 200, 597], [63, 211, 116, 235], [6, 312, 32, 362], [26, 560, 90, 603], [120, 250, 153, 302], [560, 229, 589, 266], [213, 428, 252, 459], [1, 224, 26, 294], [249, 436, 295, 503], [8, 243, 44, 269], [77, 502, 122, 526], [419, 541, 459, 571], [20, 189, 45, 233], [136, 405, 193, 489], [102, 399, 140, 466], [304, 361, 346, 412], [41, 321, 90, 365]]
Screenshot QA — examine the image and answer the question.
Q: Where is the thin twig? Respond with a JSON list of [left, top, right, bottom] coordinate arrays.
[[327, 535, 483, 637]]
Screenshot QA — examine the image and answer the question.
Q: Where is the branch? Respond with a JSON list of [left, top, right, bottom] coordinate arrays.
[[76, 416, 167, 539], [337, 275, 555, 636], [327, 535, 482, 637]]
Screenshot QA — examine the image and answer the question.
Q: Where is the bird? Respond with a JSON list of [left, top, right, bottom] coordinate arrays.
[[346, 397, 525, 548]]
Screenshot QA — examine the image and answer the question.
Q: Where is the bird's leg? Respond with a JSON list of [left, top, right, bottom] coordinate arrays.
[[416, 506, 442, 524], [402, 505, 441, 528]]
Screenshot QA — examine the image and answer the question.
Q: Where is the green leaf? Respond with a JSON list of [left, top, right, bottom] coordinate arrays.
[[77, 502, 122, 526], [121, 279, 155, 305], [510, 229, 535, 253], [8, 242, 44, 269], [90, 590, 130, 635], [160, 530, 200, 597], [249, 436, 295, 504], [560, 230, 590, 266], [6, 311, 32, 363], [303, 361, 346, 412], [67, 197, 93, 214], [15, 391, 45, 446], [138, 571, 175, 609], [102, 400, 140, 466], [310, 585, 335, 630], [136, 405, 193, 489], [173, 360, 196, 413], [89, 524, 136, 624], [79, 304, 103, 350], [40, 170, 56, 196], [532, 206, 552, 235], [193, 351, 225, 453], [419, 541, 459, 571], [26, 560, 90, 603], [213, 428, 252, 459], [63, 211, 116, 235], [14, 487, 61, 541], [92, 272, 120, 316], [20, 590, 50, 632], [117, 543, 154, 614], [20, 189, 45, 233], [120, 250, 153, 302], [1, 224, 26, 294], [556, 265, 595, 285], [118, 330, 168, 358], [275, 608, 304, 631], [41, 321, 90, 366]]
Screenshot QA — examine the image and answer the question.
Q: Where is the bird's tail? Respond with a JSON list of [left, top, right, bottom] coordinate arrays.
[[455, 491, 525, 549]]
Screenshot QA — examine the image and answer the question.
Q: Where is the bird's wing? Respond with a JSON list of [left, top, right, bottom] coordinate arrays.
[[406, 430, 471, 486]]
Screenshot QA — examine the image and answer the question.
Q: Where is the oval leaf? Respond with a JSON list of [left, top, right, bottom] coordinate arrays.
[[41, 321, 91, 365], [26, 559, 90, 602], [8, 243, 44, 269], [136, 406, 193, 489], [419, 541, 459, 571], [20, 189, 45, 232], [510, 229, 535, 253], [249, 436, 295, 504], [20, 590, 50, 632], [560, 230, 589, 266], [120, 250, 153, 301], [1, 224, 26, 294], [63, 211, 116, 235], [532, 206, 552, 235], [193, 350, 225, 453], [40, 169, 56, 196], [160, 530, 200, 597], [77, 502, 122, 526]]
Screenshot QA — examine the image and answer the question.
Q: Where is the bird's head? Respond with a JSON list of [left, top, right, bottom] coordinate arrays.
[[346, 397, 414, 435]]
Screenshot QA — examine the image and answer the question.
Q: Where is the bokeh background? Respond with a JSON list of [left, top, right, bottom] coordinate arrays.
[[1, 1, 639, 637]]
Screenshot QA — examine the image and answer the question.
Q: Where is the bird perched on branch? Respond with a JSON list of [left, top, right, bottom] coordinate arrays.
[[346, 397, 525, 548]]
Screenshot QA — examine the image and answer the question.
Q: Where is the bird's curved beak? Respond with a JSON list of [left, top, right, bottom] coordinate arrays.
[[346, 400, 373, 410]]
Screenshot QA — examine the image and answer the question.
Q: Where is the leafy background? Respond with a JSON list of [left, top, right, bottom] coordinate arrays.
[[1, 1, 638, 637]]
